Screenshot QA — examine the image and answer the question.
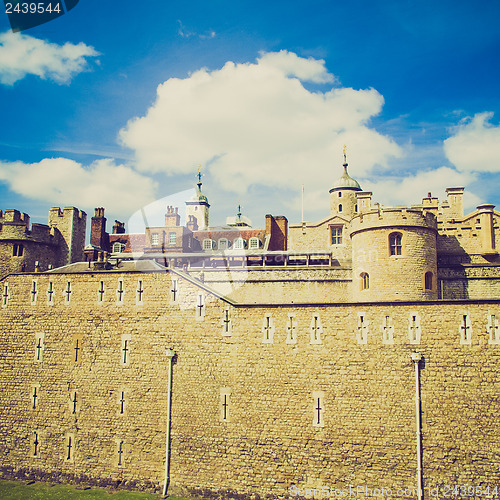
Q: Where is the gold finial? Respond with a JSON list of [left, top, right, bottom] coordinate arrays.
[[343, 144, 347, 165]]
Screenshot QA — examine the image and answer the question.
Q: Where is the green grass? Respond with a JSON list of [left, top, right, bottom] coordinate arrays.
[[0, 480, 190, 500]]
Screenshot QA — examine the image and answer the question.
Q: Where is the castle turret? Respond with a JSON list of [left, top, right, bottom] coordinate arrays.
[[329, 149, 362, 218], [350, 208, 438, 302], [185, 169, 210, 230]]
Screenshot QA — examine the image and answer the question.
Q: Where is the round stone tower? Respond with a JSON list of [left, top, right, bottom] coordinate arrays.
[[329, 152, 362, 218], [350, 208, 438, 302]]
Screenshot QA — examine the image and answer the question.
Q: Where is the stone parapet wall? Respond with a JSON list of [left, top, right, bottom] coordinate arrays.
[[0, 270, 499, 497]]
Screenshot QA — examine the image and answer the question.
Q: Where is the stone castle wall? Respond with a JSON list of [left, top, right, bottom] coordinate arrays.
[[0, 270, 499, 497]]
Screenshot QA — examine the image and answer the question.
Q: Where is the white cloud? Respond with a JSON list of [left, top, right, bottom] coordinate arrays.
[[119, 51, 402, 194], [0, 31, 99, 85], [362, 166, 481, 210], [0, 158, 157, 214], [444, 112, 500, 173]]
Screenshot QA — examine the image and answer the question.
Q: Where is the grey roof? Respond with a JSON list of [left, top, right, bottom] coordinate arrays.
[[330, 164, 362, 192]]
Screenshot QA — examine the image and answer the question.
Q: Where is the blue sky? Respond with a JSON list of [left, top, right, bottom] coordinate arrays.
[[1, 0, 500, 231]]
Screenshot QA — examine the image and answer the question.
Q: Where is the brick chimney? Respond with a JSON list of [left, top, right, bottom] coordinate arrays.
[[91, 207, 109, 250], [165, 206, 181, 227], [186, 215, 198, 232]]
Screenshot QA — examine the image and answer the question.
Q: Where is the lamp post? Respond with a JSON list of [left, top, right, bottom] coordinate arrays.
[[411, 352, 423, 500], [163, 348, 176, 497]]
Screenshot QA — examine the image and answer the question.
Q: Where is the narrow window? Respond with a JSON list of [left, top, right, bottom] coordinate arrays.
[[64, 281, 72, 304], [71, 391, 77, 414], [116, 279, 124, 303], [459, 313, 472, 345], [220, 388, 231, 422], [312, 391, 325, 428], [30, 280, 38, 305], [330, 226, 343, 245], [389, 233, 402, 256], [2, 282, 9, 307], [196, 293, 205, 319], [117, 440, 124, 466], [169, 232, 177, 245], [382, 315, 394, 345], [31, 385, 39, 410], [72, 335, 83, 365], [338, 204, 343, 212], [46, 282, 54, 304], [356, 314, 368, 344], [409, 313, 421, 344], [136, 280, 144, 304], [119, 390, 126, 415], [262, 314, 274, 344], [424, 272, 433, 290], [121, 334, 131, 367], [286, 314, 297, 345], [488, 314, 500, 344], [65, 434, 74, 461], [310, 314, 323, 345], [218, 238, 228, 250], [170, 279, 178, 303], [34, 333, 45, 362], [360, 272, 369, 290], [222, 308, 232, 336], [32, 431, 40, 457], [98, 281, 105, 303]]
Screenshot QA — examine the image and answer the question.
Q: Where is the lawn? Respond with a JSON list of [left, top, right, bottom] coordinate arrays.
[[0, 480, 190, 500]]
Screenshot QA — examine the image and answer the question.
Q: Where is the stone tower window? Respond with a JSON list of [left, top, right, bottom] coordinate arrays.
[[98, 281, 105, 303], [116, 279, 124, 304], [30, 280, 38, 305], [12, 243, 23, 257], [64, 281, 72, 304], [136, 280, 144, 305], [424, 272, 433, 290], [338, 204, 343, 212], [32, 431, 40, 458], [382, 316, 394, 345], [310, 314, 323, 345], [356, 313, 368, 344], [360, 272, 369, 290], [312, 391, 325, 428], [408, 312, 421, 344], [46, 282, 54, 305], [196, 293, 205, 319], [286, 313, 298, 345], [2, 282, 9, 307], [121, 334, 131, 367], [65, 433, 75, 462], [389, 232, 402, 256], [262, 314, 275, 344], [220, 388, 231, 422], [330, 226, 343, 245], [34, 333, 45, 362], [488, 314, 500, 345], [338, 192, 342, 197], [170, 279, 179, 303], [459, 313, 472, 345], [222, 308, 232, 336]]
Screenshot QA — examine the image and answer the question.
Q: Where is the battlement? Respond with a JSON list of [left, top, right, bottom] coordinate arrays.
[[0, 209, 30, 227], [350, 206, 437, 235], [49, 206, 86, 223]]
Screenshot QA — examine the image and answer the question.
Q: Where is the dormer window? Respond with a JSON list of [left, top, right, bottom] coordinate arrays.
[[233, 238, 245, 250], [203, 238, 214, 251], [218, 238, 229, 250], [249, 237, 260, 249], [112, 242, 125, 253]]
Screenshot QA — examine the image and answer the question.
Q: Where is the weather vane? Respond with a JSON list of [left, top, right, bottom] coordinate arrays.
[[343, 144, 347, 164]]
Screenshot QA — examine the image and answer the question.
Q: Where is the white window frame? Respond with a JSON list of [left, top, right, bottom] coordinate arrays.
[[203, 238, 213, 251], [249, 237, 260, 249]]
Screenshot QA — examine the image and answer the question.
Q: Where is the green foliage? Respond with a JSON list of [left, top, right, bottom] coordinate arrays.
[[0, 480, 189, 500]]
